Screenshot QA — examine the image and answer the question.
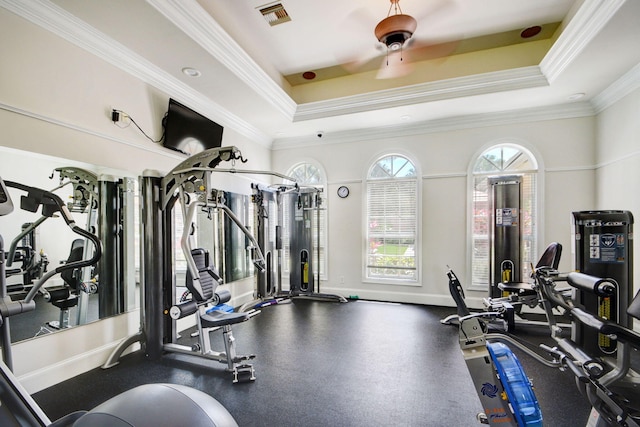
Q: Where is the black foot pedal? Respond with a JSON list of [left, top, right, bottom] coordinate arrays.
[[477, 413, 489, 424], [232, 364, 256, 383]]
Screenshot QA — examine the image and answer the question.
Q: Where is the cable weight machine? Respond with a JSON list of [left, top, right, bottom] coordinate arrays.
[[241, 183, 347, 310]]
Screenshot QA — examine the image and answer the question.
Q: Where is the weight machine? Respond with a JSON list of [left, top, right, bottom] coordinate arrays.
[[103, 147, 263, 383], [51, 167, 136, 319], [250, 183, 280, 302], [0, 174, 239, 427], [0, 177, 102, 371], [442, 242, 570, 333], [241, 183, 346, 310], [447, 258, 640, 426], [447, 267, 546, 426], [572, 210, 634, 358]]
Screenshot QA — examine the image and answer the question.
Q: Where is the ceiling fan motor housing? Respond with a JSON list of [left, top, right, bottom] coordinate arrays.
[[375, 14, 417, 49]]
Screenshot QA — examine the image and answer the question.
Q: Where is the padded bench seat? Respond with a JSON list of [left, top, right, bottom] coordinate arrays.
[[201, 310, 249, 328]]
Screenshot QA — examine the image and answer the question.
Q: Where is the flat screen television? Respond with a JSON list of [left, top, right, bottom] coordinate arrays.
[[162, 98, 224, 155]]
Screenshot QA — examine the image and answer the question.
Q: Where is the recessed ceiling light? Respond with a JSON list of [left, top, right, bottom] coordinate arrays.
[[182, 67, 201, 77], [568, 92, 585, 100], [521, 26, 542, 39], [302, 71, 316, 80]]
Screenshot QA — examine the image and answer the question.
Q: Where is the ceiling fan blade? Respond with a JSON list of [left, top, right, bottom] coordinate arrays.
[[412, 0, 458, 23], [335, 7, 381, 74], [374, 38, 458, 80], [376, 50, 415, 79], [407, 39, 460, 61], [341, 49, 382, 74]]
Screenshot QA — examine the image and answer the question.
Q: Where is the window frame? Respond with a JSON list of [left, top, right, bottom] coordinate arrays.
[[467, 142, 543, 291], [364, 153, 421, 285]]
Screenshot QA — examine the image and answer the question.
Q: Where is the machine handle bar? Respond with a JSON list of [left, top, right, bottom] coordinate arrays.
[[3, 181, 103, 304], [538, 270, 640, 348], [4, 181, 75, 225], [539, 343, 605, 381], [24, 227, 102, 304], [567, 272, 617, 297]]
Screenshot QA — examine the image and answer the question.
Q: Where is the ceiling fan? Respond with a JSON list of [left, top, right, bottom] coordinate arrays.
[[339, 0, 457, 79], [374, 0, 417, 61]]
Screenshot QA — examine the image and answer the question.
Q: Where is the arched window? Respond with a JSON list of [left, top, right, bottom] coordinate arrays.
[[289, 162, 323, 185], [284, 162, 327, 280], [366, 154, 419, 282], [470, 144, 539, 288]]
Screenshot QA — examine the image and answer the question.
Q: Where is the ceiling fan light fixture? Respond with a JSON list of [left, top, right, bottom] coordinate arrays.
[[385, 32, 410, 51], [375, 14, 417, 48]]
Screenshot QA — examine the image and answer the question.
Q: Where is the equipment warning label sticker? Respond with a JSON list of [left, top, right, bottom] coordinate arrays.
[[589, 233, 625, 263], [496, 208, 518, 227]]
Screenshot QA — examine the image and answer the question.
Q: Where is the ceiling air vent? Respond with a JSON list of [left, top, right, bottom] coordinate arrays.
[[259, 3, 291, 26]]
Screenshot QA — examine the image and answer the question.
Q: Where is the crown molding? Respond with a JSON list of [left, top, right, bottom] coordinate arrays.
[[146, 0, 297, 121], [272, 102, 595, 150], [294, 67, 548, 121], [0, 101, 185, 161], [0, 0, 272, 147], [591, 61, 640, 113], [285, 0, 623, 123], [2, 0, 628, 149], [540, 0, 625, 83]]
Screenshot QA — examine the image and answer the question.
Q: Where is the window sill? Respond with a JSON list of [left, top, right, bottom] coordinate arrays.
[[467, 285, 488, 292], [362, 278, 422, 287]]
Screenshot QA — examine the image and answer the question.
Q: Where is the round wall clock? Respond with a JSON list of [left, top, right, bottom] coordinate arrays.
[[337, 186, 350, 198]]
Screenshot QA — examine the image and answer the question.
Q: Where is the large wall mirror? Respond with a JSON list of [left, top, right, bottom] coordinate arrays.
[[173, 189, 255, 285], [0, 146, 139, 343]]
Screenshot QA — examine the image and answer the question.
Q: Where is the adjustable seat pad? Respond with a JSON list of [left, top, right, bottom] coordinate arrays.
[[187, 248, 249, 327], [201, 310, 249, 328]]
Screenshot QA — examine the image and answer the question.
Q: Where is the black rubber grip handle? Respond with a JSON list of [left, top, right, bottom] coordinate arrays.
[[567, 272, 616, 296]]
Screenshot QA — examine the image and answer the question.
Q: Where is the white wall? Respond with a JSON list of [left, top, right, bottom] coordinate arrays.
[[595, 86, 640, 301], [272, 117, 597, 306], [1, 9, 269, 392]]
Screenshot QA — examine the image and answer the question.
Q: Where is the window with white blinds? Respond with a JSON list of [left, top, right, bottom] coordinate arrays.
[[471, 145, 538, 288], [366, 155, 418, 282]]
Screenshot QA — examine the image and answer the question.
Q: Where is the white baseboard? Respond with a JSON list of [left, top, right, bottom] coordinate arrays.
[[321, 285, 486, 309], [18, 340, 140, 394], [14, 310, 141, 394]]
